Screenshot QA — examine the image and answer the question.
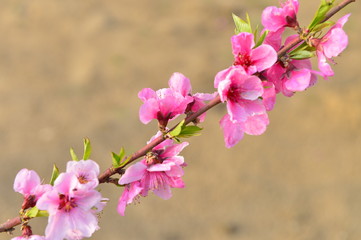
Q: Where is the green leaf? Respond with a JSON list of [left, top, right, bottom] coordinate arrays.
[[70, 147, 79, 161], [232, 13, 252, 34], [50, 164, 60, 186], [24, 207, 49, 218], [118, 147, 125, 160], [112, 152, 121, 168], [118, 156, 132, 168], [83, 138, 92, 160], [308, 0, 335, 31], [311, 20, 335, 32], [254, 30, 268, 48], [178, 126, 203, 138], [289, 50, 314, 60], [169, 120, 185, 137]]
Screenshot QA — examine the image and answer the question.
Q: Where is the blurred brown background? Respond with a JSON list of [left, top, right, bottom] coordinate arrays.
[[0, 0, 360, 239]]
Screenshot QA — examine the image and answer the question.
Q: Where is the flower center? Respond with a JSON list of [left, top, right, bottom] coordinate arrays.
[[234, 53, 252, 69], [58, 194, 77, 212], [226, 84, 242, 103], [145, 150, 163, 165], [78, 175, 88, 184]]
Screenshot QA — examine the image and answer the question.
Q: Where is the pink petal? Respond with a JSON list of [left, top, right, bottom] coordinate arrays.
[[138, 88, 156, 102], [284, 68, 311, 92], [139, 98, 159, 124], [261, 6, 287, 32], [161, 142, 189, 159], [44, 212, 70, 240], [217, 78, 232, 102], [119, 162, 147, 185], [317, 51, 334, 78], [227, 101, 247, 122], [251, 44, 278, 72], [153, 184, 172, 200], [243, 99, 266, 115], [220, 114, 244, 148], [263, 28, 283, 50], [240, 75, 264, 101], [165, 164, 184, 177], [147, 162, 173, 172], [231, 32, 255, 57], [241, 113, 269, 135], [168, 72, 192, 96], [117, 182, 142, 216], [323, 28, 348, 58], [13, 169, 41, 196], [262, 81, 276, 111]]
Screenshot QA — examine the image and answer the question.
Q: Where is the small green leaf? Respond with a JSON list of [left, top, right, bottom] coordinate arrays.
[[232, 13, 252, 34], [308, 0, 335, 31], [178, 126, 203, 138], [169, 120, 185, 137], [311, 20, 335, 32], [118, 147, 125, 160], [50, 164, 60, 186], [112, 152, 121, 168], [290, 50, 314, 60], [37, 210, 49, 217], [118, 156, 132, 168], [254, 30, 268, 48], [70, 148, 79, 161], [24, 207, 48, 218], [25, 206, 38, 218], [83, 138, 92, 160]]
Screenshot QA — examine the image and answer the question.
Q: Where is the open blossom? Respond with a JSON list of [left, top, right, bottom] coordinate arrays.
[[264, 34, 317, 96], [168, 72, 216, 122], [220, 113, 269, 148], [13, 169, 52, 209], [231, 32, 277, 75], [66, 159, 100, 190], [262, 0, 299, 32], [215, 67, 265, 122], [215, 67, 269, 147], [118, 138, 188, 215], [312, 14, 350, 79], [138, 73, 193, 128], [266, 59, 317, 97], [36, 172, 103, 240]]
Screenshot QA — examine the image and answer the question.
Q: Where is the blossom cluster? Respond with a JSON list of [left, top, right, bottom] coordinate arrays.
[[7, 0, 351, 239], [13, 160, 105, 240]]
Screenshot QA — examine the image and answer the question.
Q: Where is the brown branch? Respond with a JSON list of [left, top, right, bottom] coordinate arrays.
[[322, 0, 356, 23], [277, 0, 357, 58], [1, 0, 358, 234], [0, 216, 22, 233], [99, 95, 222, 183]]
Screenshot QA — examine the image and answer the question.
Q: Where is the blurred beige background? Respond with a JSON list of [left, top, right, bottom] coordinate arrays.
[[0, 0, 360, 239]]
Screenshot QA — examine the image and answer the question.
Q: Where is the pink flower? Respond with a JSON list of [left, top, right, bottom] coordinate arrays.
[[117, 181, 142, 216], [215, 67, 270, 147], [138, 73, 193, 128], [36, 173, 103, 240], [13, 169, 52, 209], [231, 32, 277, 75], [266, 59, 316, 97], [220, 113, 269, 148], [118, 139, 188, 215], [262, 81, 276, 111], [66, 159, 100, 190], [262, 0, 299, 32], [215, 67, 266, 122], [313, 14, 350, 79], [169, 72, 216, 122]]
